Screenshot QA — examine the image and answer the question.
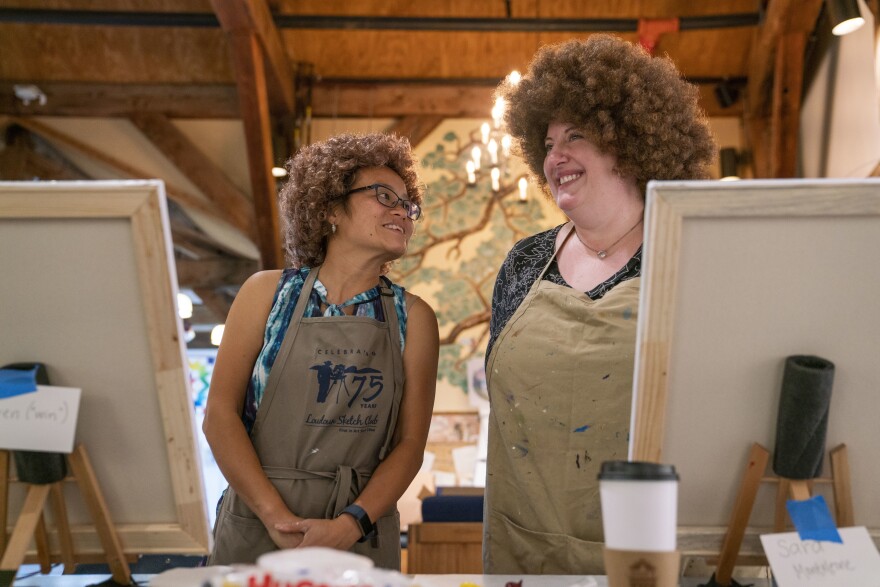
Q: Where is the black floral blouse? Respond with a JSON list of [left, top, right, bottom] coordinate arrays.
[[486, 224, 642, 362]]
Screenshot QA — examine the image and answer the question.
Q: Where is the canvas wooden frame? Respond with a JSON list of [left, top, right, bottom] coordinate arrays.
[[631, 179, 880, 557], [0, 181, 210, 557]]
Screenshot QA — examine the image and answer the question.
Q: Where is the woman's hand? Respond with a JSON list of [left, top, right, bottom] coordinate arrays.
[[266, 511, 306, 549], [277, 516, 362, 551]]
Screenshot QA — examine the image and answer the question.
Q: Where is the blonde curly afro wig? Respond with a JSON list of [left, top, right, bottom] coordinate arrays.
[[278, 133, 423, 270], [497, 34, 715, 194]]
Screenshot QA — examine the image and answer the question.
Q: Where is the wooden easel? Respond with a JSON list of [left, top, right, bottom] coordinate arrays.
[[0, 445, 131, 585], [712, 442, 854, 586]]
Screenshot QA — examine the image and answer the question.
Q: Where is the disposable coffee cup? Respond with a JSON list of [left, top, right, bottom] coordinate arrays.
[[598, 461, 679, 552]]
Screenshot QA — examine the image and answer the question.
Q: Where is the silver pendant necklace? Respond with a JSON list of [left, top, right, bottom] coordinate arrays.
[[573, 218, 643, 259]]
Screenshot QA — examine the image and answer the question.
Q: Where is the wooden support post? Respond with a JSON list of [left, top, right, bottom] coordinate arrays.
[[715, 443, 770, 586]]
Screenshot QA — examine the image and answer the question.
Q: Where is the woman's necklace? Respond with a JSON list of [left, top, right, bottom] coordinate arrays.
[[573, 217, 643, 259]]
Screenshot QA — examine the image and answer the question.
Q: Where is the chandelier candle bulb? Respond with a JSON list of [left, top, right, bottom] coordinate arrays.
[[502, 134, 512, 157], [471, 146, 482, 171], [492, 97, 505, 128], [466, 161, 477, 185], [518, 177, 528, 201], [488, 139, 499, 165], [481, 123, 490, 145], [491, 167, 501, 192]]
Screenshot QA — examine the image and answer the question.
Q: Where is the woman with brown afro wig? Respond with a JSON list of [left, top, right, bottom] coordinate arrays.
[[204, 133, 438, 569], [483, 35, 714, 574]]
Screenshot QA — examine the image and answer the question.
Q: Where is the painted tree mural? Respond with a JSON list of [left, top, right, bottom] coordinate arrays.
[[389, 123, 564, 401]]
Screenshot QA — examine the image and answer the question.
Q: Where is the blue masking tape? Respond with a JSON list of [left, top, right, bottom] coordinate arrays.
[[786, 494, 842, 543], [0, 367, 39, 399]]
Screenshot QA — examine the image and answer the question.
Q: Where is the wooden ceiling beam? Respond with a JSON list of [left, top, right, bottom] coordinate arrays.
[[176, 257, 258, 289], [0, 83, 240, 119], [219, 31, 284, 269], [172, 223, 256, 260], [193, 287, 235, 325], [0, 124, 91, 181], [385, 115, 445, 148], [746, 0, 824, 178], [130, 112, 258, 242], [0, 80, 741, 119], [10, 116, 241, 229], [211, 0, 295, 116]]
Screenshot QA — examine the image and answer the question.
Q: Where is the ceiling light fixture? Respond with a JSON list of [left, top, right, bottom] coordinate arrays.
[[177, 292, 193, 319], [211, 324, 225, 347], [719, 147, 741, 181], [827, 0, 865, 36]]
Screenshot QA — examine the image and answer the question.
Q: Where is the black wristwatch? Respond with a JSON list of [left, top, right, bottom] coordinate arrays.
[[338, 504, 375, 543]]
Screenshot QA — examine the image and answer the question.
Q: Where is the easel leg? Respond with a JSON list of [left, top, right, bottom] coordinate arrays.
[[714, 443, 770, 586], [788, 480, 811, 501], [830, 444, 854, 527], [773, 479, 789, 532], [49, 483, 76, 573], [67, 445, 131, 585], [0, 484, 51, 571], [34, 514, 51, 573], [0, 451, 8, 557]]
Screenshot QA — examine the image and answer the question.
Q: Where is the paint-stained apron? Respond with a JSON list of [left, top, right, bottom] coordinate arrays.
[[209, 267, 405, 569], [483, 224, 640, 574]]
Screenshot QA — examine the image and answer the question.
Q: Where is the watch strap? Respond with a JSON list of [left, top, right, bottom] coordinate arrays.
[[339, 504, 375, 543]]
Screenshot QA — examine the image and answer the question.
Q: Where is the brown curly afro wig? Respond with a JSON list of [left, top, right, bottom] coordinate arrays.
[[497, 34, 716, 195], [278, 132, 424, 270]]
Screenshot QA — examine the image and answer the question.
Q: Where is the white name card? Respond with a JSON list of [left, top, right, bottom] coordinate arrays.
[[0, 385, 81, 453], [761, 526, 880, 587]]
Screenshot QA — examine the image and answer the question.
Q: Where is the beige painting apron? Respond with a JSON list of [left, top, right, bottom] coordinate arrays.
[[483, 225, 640, 574], [209, 268, 405, 568]]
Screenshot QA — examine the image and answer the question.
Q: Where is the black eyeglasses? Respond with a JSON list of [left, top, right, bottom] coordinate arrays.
[[346, 183, 422, 221]]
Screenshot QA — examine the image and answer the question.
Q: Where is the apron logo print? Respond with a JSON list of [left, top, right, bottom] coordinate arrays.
[[309, 361, 384, 407]]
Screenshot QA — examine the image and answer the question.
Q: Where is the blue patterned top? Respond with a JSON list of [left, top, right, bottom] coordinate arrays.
[[241, 267, 408, 432]]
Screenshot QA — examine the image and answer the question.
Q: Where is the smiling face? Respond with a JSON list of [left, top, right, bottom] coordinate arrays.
[[329, 166, 414, 262], [542, 120, 623, 214]]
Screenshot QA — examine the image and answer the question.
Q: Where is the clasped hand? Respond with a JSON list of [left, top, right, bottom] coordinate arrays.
[[274, 515, 362, 550]]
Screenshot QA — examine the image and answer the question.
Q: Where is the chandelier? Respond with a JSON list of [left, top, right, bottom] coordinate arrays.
[[466, 71, 529, 202]]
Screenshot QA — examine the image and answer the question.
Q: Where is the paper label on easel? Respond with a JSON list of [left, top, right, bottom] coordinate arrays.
[[761, 526, 880, 586], [0, 385, 81, 453]]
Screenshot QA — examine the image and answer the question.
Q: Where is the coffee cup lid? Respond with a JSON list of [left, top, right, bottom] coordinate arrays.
[[598, 460, 679, 481]]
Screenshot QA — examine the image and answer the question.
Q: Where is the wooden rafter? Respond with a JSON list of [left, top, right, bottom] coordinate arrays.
[[0, 124, 90, 181], [746, 0, 824, 178], [130, 112, 257, 242], [210, 0, 294, 116], [211, 0, 285, 268], [0, 80, 742, 120], [176, 257, 258, 289], [386, 115, 445, 148], [10, 117, 240, 227]]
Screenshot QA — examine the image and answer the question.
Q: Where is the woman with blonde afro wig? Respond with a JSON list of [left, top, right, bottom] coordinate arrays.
[[483, 35, 714, 574], [204, 132, 438, 570]]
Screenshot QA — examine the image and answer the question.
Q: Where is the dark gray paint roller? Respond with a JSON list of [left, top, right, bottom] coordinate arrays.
[[773, 355, 835, 480]]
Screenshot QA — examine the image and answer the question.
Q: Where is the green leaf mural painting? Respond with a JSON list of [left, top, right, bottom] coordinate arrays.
[[389, 121, 565, 410]]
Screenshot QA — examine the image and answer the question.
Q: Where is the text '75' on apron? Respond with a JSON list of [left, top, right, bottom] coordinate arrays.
[[483, 226, 640, 574], [209, 267, 405, 569]]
